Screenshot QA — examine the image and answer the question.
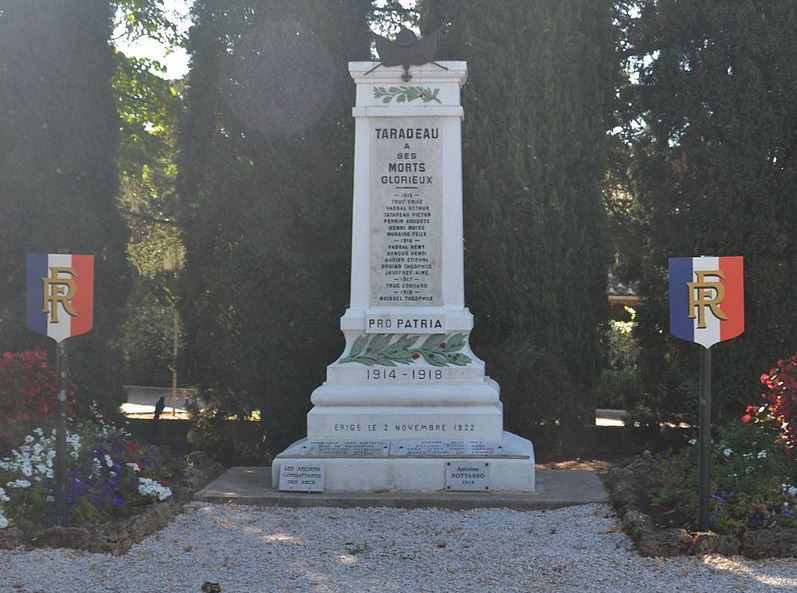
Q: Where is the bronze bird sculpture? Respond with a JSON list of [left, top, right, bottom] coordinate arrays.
[[370, 27, 443, 81]]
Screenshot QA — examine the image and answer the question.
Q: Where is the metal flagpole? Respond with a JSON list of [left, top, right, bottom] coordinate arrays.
[[698, 346, 712, 531], [55, 340, 68, 524]]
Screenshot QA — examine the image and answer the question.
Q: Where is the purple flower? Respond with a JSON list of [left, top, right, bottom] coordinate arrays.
[[710, 490, 733, 502]]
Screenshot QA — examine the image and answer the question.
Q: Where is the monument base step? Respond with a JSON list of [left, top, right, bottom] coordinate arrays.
[[272, 431, 535, 493]]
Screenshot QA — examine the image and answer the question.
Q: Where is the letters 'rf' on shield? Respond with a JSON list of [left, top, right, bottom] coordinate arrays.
[[669, 256, 744, 349], [26, 254, 94, 343]]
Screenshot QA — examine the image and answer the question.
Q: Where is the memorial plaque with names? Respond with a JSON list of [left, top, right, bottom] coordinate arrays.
[[390, 440, 506, 457], [291, 441, 390, 458], [370, 117, 443, 307], [445, 461, 490, 491], [278, 463, 325, 492]]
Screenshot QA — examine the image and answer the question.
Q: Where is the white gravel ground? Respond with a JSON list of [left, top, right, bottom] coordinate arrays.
[[0, 503, 795, 593]]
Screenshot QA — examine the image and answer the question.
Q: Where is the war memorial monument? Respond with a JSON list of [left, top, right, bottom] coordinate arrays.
[[273, 32, 535, 493]]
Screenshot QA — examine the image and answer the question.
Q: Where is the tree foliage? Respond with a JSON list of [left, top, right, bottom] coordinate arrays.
[[178, 0, 372, 451], [0, 0, 130, 415], [623, 0, 797, 423], [422, 0, 614, 429], [111, 0, 187, 385]]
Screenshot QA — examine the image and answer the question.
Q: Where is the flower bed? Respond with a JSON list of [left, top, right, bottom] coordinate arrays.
[[606, 355, 797, 558], [0, 421, 223, 554], [606, 434, 797, 558]]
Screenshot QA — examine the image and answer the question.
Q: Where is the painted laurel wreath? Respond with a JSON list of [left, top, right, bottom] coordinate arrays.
[[372, 85, 442, 104], [340, 333, 471, 367]]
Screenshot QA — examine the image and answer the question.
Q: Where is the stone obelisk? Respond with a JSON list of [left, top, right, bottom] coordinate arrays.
[[272, 55, 535, 493]]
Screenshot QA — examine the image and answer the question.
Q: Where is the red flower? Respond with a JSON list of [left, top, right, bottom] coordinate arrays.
[[741, 414, 752, 424], [124, 440, 137, 454]]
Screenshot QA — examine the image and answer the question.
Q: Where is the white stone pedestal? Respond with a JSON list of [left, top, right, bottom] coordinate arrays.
[[272, 60, 535, 493]]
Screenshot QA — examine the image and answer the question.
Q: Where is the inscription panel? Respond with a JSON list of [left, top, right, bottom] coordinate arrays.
[[289, 441, 390, 458], [370, 117, 443, 307], [366, 313, 445, 334], [278, 463, 324, 492], [445, 461, 490, 491], [390, 440, 505, 457]]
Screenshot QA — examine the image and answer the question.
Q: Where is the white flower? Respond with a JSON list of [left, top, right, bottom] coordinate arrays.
[[757, 450, 768, 459], [0, 487, 9, 503], [104, 454, 114, 468], [688, 439, 697, 445], [127, 463, 141, 473], [137, 477, 172, 501], [0, 513, 9, 529], [23, 435, 34, 445], [722, 448, 733, 458], [7, 480, 31, 489], [785, 484, 797, 497]]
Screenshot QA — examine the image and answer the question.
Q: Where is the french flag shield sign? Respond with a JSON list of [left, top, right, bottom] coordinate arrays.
[[26, 254, 94, 343], [669, 256, 744, 349]]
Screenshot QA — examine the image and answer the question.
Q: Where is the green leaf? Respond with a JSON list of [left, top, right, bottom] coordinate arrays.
[[349, 335, 368, 357], [388, 354, 413, 364], [382, 96, 392, 104], [442, 333, 466, 351], [369, 334, 391, 352], [388, 87, 400, 93], [393, 335, 419, 349], [396, 94, 405, 103], [445, 352, 471, 366], [421, 334, 446, 349], [422, 351, 449, 367]]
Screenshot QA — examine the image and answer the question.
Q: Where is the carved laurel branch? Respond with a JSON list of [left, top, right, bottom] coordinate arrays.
[[372, 86, 442, 104], [340, 333, 471, 367]]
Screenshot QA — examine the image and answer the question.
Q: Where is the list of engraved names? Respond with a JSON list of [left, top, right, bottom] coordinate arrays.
[[370, 117, 442, 306]]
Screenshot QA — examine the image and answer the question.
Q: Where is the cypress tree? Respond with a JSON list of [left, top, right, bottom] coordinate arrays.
[[0, 0, 130, 415], [179, 0, 372, 451], [422, 1, 614, 430], [628, 0, 797, 422]]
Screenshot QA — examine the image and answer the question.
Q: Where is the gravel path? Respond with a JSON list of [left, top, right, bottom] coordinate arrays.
[[1, 503, 795, 593]]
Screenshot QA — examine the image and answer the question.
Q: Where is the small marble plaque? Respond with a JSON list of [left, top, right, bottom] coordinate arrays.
[[464, 441, 505, 456], [390, 440, 504, 457], [294, 441, 390, 458], [445, 461, 490, 491], [278, 463, 324, 492], [391, 440, 464, 457]]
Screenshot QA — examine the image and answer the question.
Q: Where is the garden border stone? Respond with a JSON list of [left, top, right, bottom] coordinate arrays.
[[605, 454, 797, 558], [0, 451, 224, 555]]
